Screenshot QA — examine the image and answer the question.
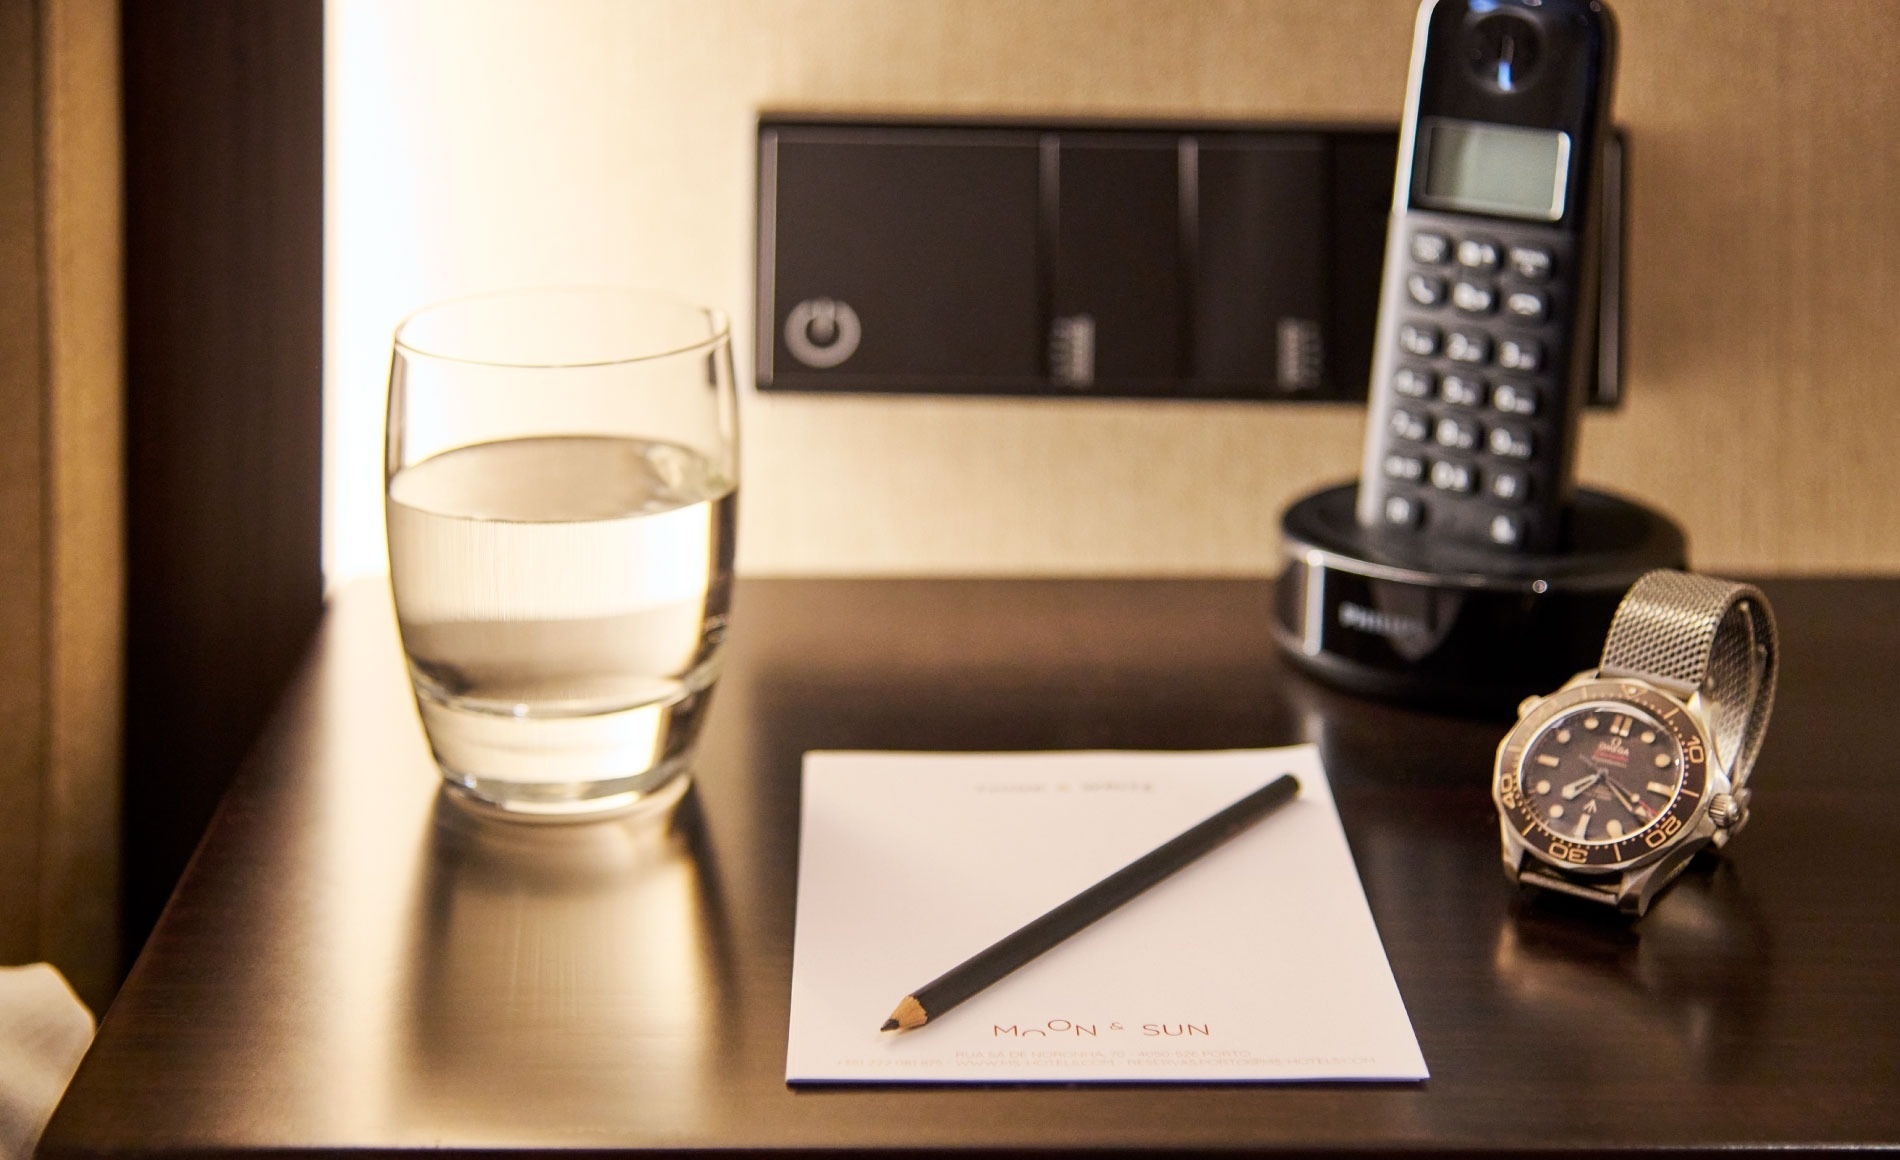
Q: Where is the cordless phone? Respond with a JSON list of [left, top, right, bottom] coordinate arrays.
[[1357, 0, 1616, 553]]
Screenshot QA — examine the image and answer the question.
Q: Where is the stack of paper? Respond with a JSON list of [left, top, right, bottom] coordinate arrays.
[[786, 745, 1428, 1084]]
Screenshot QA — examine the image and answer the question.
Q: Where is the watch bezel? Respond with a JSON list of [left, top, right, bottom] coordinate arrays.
[[1494, 677, 1712, 874]]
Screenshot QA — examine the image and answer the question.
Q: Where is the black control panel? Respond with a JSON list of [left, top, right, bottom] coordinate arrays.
[[756, 115, 1624, 406]]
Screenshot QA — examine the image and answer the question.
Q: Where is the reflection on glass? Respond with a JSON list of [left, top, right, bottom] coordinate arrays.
[[390, 790, 731, 1141]]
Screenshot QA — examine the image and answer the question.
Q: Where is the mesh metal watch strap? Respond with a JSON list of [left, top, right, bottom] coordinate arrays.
[[1599, 570, 1778, 791]]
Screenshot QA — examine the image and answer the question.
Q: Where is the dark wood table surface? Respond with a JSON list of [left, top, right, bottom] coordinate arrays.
[[42, 578, 1900, 1156]]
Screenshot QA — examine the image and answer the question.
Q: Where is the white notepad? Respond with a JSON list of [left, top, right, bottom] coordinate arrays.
[[786, 745, 1428, 1083]]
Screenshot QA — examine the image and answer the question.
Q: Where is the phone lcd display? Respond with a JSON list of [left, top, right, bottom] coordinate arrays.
[[1417, 118, 1570, 221]]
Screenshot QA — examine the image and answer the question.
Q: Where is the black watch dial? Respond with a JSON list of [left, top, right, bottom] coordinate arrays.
[[1496, 681, 1711, 871], [1520, 702, 1682, 845]]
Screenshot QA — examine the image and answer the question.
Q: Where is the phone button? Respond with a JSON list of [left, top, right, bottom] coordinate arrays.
[[1429, 460, 1475, 493], [1504, 290, 1548, 322], [1440, 373, 1484, 407], [1399, 324, 1440, 357], [1492, 381, 1539, 416], [1487, 425, 1535, 459], [1411, 232, 1451, 264], [1390, 408, 1430, 442], [1508, 246, 1555, 280], [1393, 367, 1435, 398], [1452, 281, 1497, 315], [1406, 273, 1447, 307], [1497, 337, 1542, 372], [1445, 330, 1491, 364], [1490, 469, 1532, 502], [1489, 512, 1527, 547], [1456, 238, 1501, 271], [1434, 416, 1480, 451], [1383, 495, 1424, 528], [1383, 453, 1425, 482]]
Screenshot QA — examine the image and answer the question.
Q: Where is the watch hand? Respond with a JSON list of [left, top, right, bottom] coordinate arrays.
[[1560, 772, 1602, 800], [1605, 778, 1653, 821]]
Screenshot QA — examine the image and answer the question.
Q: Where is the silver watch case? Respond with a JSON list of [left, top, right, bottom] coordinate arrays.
[[1493, 670, 1747, 916]]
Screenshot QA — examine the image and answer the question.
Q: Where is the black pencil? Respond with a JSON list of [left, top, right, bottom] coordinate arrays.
[[879, 771, 1301, 1032]]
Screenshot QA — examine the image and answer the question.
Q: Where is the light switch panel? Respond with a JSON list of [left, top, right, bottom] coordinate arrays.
[[756, 116, 1622, 406]]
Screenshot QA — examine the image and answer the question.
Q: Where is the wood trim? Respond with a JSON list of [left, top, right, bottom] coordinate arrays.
[[0, 0, 50, 979]]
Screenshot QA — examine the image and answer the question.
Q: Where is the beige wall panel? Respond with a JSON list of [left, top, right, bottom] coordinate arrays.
[[0, 0, 121, 1012], [1577, 0, 1900, 573], [328, 0, 1900, 578], [39, 0, 122, 1011]]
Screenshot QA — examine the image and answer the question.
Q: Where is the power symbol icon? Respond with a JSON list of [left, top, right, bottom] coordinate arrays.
[[784, 298, 862, 369]]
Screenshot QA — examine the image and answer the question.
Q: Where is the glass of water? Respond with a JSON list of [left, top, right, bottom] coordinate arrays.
[[385, 287, 737, 821]]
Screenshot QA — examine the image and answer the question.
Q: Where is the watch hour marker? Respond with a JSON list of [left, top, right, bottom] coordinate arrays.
[[1556, 729, 1572, 744], [1534, 779, 1551, 795], [1654, 753, 1672, 768], [1583, 717, 1600, 730], [1641, 730, 1657, 744], [1606, 818, 1625, 839], [1609, 715, 1633, 737], [1646, 781, 1675, 797], [1548, 804, 1565, 819], [1536, 754, 1561, 767]]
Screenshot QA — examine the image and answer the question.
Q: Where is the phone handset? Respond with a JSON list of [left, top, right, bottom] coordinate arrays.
[[1356, 0, 1616, 554]]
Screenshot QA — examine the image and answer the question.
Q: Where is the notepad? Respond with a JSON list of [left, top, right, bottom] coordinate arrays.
[[786, 745, 1428, 1083]]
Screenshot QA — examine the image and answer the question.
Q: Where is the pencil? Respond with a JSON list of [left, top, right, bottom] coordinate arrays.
[[879, 771, 1301, 1032]]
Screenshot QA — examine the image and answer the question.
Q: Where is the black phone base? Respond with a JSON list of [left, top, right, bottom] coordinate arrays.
[[1274, 484, 1687, 716]]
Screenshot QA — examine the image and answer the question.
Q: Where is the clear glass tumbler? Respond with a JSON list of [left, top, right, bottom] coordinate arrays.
[[385, 287, 737, 821]]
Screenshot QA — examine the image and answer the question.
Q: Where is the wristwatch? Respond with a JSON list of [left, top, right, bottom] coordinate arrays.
[[1492, 570, 1778, 916]]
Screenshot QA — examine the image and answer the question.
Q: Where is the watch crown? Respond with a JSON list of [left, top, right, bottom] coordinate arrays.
[[1516, 694, 1543, 719], [1708, 792, 1743, 828]]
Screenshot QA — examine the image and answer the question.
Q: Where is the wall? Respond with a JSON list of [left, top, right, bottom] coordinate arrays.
[[326, 0, 1900, 580], [0, 0, 122, 1013]]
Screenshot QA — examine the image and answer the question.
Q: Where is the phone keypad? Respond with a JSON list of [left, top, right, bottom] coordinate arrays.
[[1366, 216, 1573, 549]]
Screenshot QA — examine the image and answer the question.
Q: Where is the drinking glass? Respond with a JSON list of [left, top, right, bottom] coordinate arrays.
[[385, 287, 737, 821]]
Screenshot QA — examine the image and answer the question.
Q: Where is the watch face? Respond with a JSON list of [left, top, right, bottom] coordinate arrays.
[[1496, 681, 1710, 871]]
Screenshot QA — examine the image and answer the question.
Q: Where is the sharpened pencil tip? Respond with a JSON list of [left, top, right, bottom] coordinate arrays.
[[884, 995, 928, 1031]]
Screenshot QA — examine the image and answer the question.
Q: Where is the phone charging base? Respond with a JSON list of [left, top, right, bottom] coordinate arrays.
[[1274, 483, 1688, 716]]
